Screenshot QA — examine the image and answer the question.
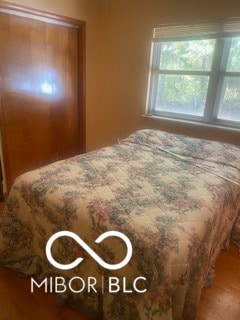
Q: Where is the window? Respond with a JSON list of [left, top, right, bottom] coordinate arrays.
[[146, 19, 240, 128]]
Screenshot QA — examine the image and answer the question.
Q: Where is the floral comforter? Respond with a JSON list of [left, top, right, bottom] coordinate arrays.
[[0, 129, 240, 320]]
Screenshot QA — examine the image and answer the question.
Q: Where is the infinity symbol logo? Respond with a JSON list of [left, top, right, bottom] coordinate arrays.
[[46, 231, 133, 270]]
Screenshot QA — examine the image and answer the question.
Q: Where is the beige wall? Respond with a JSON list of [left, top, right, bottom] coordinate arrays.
[[92, 0, 240, 149], [2, 0, 240, 151]]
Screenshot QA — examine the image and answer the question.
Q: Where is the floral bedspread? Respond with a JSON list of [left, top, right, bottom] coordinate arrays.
[[0, 129, 240, 320]]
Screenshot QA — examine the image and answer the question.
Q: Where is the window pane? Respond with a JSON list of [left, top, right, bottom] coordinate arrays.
[[217, 77, 240, 122], [227, 37, 240, 72], [159, 39, 215, 71], [155, 75, 209, 116]]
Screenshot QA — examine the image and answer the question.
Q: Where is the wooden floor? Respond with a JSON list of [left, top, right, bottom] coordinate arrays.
[[0, 201, 240, 320], [0, 267, 91, 320], [197, 244, 240, 320]]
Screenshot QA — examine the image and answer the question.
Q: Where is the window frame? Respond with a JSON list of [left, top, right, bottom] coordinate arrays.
[[146, 21, 240, 129]]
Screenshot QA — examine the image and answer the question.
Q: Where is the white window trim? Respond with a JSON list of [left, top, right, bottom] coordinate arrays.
[[146, 19, 240, 129]]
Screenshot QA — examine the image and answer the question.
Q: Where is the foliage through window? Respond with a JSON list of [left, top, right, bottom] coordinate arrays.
[[146, 20, 240, 128]]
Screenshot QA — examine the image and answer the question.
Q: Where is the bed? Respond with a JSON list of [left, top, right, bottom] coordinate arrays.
[[0, 129, 240, 320]]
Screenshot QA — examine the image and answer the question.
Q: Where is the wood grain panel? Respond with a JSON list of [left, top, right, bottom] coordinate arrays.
[[0, 3, 86, 190]]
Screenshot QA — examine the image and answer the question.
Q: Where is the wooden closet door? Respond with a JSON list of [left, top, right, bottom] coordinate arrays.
[[0, 5, 85, 190]]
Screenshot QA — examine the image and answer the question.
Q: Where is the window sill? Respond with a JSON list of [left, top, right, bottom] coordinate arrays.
[[142, 114, 240, 134]]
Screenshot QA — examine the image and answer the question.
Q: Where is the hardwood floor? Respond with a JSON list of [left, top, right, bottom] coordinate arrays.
[[0, 201, 240, 319], [197, 244, 240, 320], [0, 267, 91, 320]]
